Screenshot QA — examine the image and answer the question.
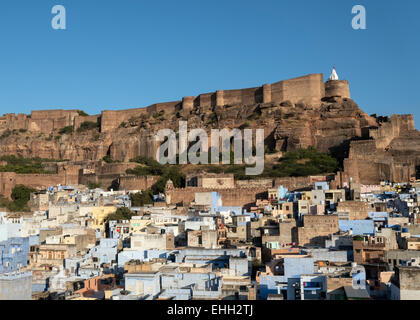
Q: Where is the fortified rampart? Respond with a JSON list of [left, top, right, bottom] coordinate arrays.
[[369, 114, 415, 149], [99, 74, 329, 132], [0, 110, 70, 134], [0, 109, 97, 135], [5, 72, 420, 191], [0, 172, 73, 199], [0, 161, 141, 199], [0, 73, 351, 135]]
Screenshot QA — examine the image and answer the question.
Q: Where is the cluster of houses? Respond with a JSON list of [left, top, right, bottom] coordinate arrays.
[[2, 175, 420, 300]]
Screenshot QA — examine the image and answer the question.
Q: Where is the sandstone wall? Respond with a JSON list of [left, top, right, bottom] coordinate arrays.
[[0, 172, 69, 199], [118, 175, 160, 191], [97, 162, 138, 175], [100, 108, 148, 133], [109, 134, 158, 162], [336, 201, 372, 220], [94, 74, 329, 132], [192, 74, 325, 109], [74, 115, 100, 130], [297, 215, 339, 246], [236, 179, 274, 189], [0, 109, 102, 135], [15, 174, 67, 189], [0, 172, 16, 200], [324, 80, 350, 99], [273, 176, 313, 190], [271, 74, 325, 106], [166, 187, 267, 208], [370, 114, 415, 149], [0, 73, 342, 136], [344, 114, 420, 184], [100, 101, 180, 133], [31, 109, 79, 133]]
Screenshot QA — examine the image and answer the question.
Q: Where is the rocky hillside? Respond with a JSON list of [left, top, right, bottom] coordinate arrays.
[[0, 97, 379, 164]]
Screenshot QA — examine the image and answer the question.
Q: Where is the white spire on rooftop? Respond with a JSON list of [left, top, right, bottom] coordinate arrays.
[[328, 66, 339, 81]]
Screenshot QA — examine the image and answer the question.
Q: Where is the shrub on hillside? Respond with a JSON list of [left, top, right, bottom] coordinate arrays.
[[59, 126, 74, 135], [77, 121, 99, 133]]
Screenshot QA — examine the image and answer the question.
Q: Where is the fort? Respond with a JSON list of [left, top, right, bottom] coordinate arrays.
[[0, 70, 418, 202], [0, 73, 349, 135]]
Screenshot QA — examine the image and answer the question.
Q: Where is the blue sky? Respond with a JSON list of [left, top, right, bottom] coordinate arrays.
[[0, 0, 419, 126]]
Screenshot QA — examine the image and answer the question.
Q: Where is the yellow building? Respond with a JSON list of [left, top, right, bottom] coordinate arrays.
[[91, 205, 118, 235], [301, 191, 312, 201]]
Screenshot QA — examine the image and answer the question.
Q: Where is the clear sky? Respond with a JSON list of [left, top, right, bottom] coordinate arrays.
[[0, 0, 419, 126]]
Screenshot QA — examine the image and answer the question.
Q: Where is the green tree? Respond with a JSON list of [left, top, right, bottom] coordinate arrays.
[[152, 166, 185, 194], [130, 190, 153, 206], [11, 185, 36, 203], [77, 121, 99, 133], [59, 126, 74, 135], [9, 185, 36, 211], [77, 110, 89, 117], [87, 182, 101, 189], [105, 207, 134, 222]]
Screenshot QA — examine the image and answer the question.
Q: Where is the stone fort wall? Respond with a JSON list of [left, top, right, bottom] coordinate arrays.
[[0, 73, 350, 135], [0, 109, 101, 135], [118, 175, 160, 191], [0, 172, 71, 199], [344, 114, 419, 185]]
